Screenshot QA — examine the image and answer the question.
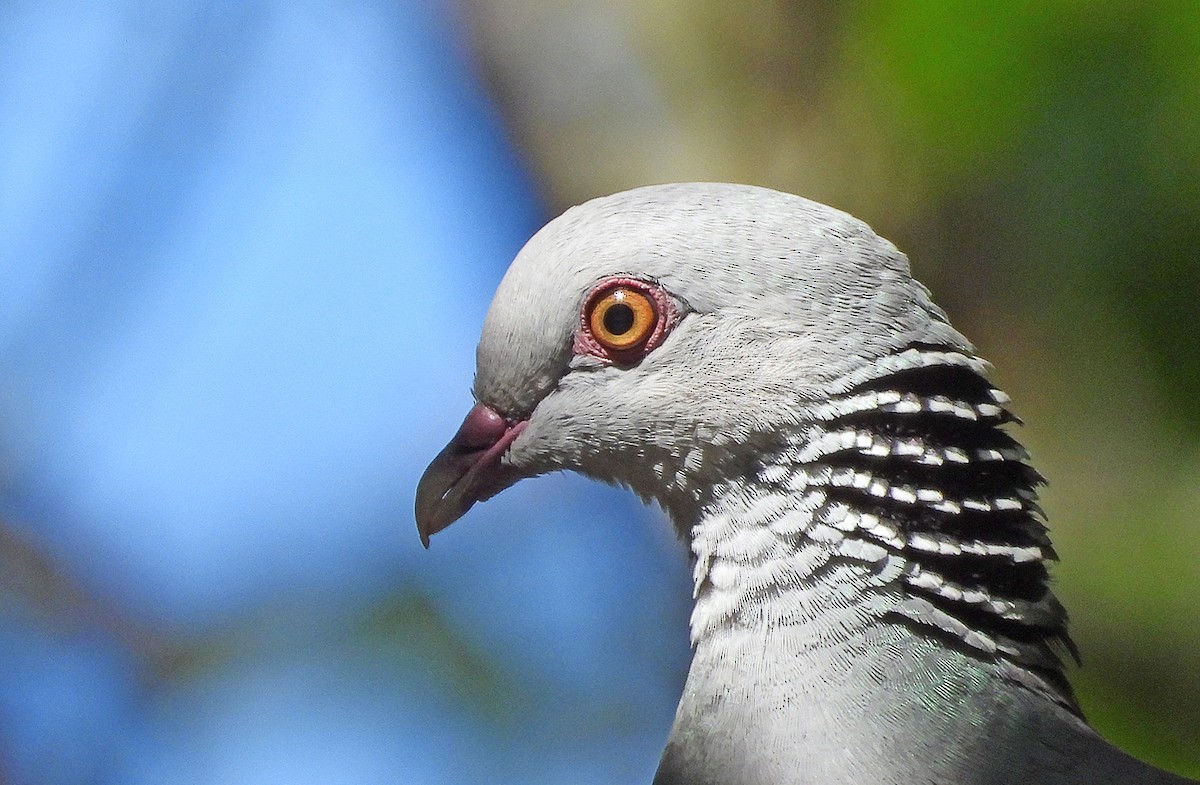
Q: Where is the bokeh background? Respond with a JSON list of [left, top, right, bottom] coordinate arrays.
[[1, 2, 1198, 782]]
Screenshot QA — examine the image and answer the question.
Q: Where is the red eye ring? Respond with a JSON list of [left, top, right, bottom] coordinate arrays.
[[574, 277, 677, 364]]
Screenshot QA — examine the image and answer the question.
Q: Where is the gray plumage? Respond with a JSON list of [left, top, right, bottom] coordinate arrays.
[[415, 183, 1196, 784]]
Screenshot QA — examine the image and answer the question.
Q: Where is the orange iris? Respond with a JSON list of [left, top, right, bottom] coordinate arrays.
[[587, 286, 657, 351]]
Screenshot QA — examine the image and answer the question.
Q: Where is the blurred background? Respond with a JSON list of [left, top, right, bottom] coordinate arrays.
[[1, 1, 1197, 782]]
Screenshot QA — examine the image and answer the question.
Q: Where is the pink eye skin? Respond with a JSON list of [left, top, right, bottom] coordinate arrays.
[[573, 276, 680, 365]]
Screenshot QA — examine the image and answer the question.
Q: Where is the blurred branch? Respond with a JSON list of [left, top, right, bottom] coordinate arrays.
[[0, 515, 199, 686]]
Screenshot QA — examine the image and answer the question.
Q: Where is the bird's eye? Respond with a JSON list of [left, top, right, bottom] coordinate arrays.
[[575, 277, 677, 364], [587, 286, 658, 351]]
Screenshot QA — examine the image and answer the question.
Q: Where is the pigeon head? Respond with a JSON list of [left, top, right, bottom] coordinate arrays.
[[415, 183, 969, 543], [410, 184, 1200, 785]]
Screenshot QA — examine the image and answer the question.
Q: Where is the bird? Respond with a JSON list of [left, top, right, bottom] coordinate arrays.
[[414, 183, 1197, 784]]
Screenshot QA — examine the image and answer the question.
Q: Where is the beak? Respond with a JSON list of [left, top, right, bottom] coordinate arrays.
[[414, 404, 528, 547]]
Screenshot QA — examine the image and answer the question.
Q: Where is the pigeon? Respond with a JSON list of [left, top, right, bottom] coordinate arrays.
[[415, 183, 1196, 784]]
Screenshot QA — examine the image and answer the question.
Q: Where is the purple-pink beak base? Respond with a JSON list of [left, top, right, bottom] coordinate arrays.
[[414, 404, 527, 547]]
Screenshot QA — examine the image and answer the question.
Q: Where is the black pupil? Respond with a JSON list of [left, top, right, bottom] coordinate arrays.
[[603, 302, 636, 335]]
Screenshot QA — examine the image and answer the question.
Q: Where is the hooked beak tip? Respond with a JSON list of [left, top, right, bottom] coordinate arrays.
[[413, 405, 528, 547]]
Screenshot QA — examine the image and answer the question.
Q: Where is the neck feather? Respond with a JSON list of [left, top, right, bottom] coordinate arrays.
[[685, 345, 1080, 710]]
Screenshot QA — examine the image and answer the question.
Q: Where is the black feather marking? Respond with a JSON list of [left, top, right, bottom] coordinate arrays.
[[853, 362, 1000, 404], [803, 355, 1080, 695]]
